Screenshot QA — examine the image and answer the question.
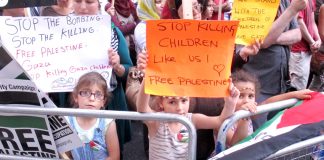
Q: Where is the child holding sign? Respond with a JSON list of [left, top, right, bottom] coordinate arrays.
[[136, 52, 254, 160], [67, 72, 120, 160]]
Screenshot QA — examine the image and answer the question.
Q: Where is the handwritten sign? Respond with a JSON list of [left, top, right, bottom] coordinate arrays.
[[0, 15, 111, 92], [146, 20, 239, 97], [231, 0, 279, 45]]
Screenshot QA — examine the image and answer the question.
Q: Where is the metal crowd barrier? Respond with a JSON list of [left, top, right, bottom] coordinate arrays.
[[265, 134, 324, 159], [215, 98, 300, 153], [0, 106, 197, 160]]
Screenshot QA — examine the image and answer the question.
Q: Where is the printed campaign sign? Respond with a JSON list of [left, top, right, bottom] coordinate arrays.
[[146, 20, 238, 97], [0, 114, 58, 158], [0, 79, 59, 158], [0, 79, 43, 107], [0, 78, 82, 154], [39, 91, 83, 153], [0, 15, 112, 92], [231, 0, 280, 45]]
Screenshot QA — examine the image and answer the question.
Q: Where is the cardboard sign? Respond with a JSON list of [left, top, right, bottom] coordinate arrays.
[[231, 0, 280, 45], [146, 20, 238, 97], [0, 15, 112, 92]]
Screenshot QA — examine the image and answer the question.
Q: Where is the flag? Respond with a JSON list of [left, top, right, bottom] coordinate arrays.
[[212, 121, 324, 160], [277, 92, 324, 128], [211, 94, 324, 160]]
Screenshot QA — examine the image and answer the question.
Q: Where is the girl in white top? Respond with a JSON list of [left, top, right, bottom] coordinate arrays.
[[136, 52, 256, 160]]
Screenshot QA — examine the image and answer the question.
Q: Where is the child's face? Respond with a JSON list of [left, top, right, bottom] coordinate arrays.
[[74, 84, 106, 110], [160, 97, 190, 115], [235, 82, 256, 110]]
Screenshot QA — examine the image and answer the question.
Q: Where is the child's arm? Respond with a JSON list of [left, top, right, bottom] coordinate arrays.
[[219, 82, 240, 121], [225, 119, 251, 147], [106, 121, 120, 160], [192, 82, 239, 129], [136, 52, 153, 113], [260, 89, 313, 105], [226, 100, 257, 146], [59, 151, 72, 159]]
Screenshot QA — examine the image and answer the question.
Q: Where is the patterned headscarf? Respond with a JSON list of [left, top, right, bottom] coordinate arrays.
[[137, 0, 160, 20]]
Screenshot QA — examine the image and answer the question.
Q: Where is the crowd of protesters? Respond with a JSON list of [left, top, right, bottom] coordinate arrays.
[[0, 0, 323, 159]]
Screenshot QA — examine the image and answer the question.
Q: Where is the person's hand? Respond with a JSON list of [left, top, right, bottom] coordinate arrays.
[[105, 3, 116, 16], [238, 102, 257, 113], [239, 39, 262, 61], [137, 50, 148, 72], [291, 89, 313, 100], [289, 0, 307, 14], [310, 40, 321, 53], [222, 2, 231, 11], [108, 48, 121, 70], [224, 81, 240, 108]]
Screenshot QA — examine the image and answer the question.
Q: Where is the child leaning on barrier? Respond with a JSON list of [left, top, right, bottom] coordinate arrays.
[[212, 70, 314, 153], [67, 72, 120, 160], [135, 51, 254, 160]]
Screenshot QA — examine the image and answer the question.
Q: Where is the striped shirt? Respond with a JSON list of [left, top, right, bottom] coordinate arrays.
[[109, 27, 119, 91], [149, 113, 192, 160], [111, 27, 119, 52]]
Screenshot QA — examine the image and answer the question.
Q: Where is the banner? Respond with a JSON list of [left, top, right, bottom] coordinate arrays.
[[146, 20, 238, 97], [0, 15, 112, 92]]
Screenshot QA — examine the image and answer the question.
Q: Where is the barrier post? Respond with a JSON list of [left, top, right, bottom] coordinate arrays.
[[215, 98, 299, 153]]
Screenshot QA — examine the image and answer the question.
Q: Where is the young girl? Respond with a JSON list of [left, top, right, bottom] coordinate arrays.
[[68, 72, 120, 160], [219, 70, 313, 148], [136, 52, 256, 160]]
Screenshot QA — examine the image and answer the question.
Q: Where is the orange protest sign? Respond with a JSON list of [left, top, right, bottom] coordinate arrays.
[[232, 0, 280, 45], [145, 20, 239, 97]]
